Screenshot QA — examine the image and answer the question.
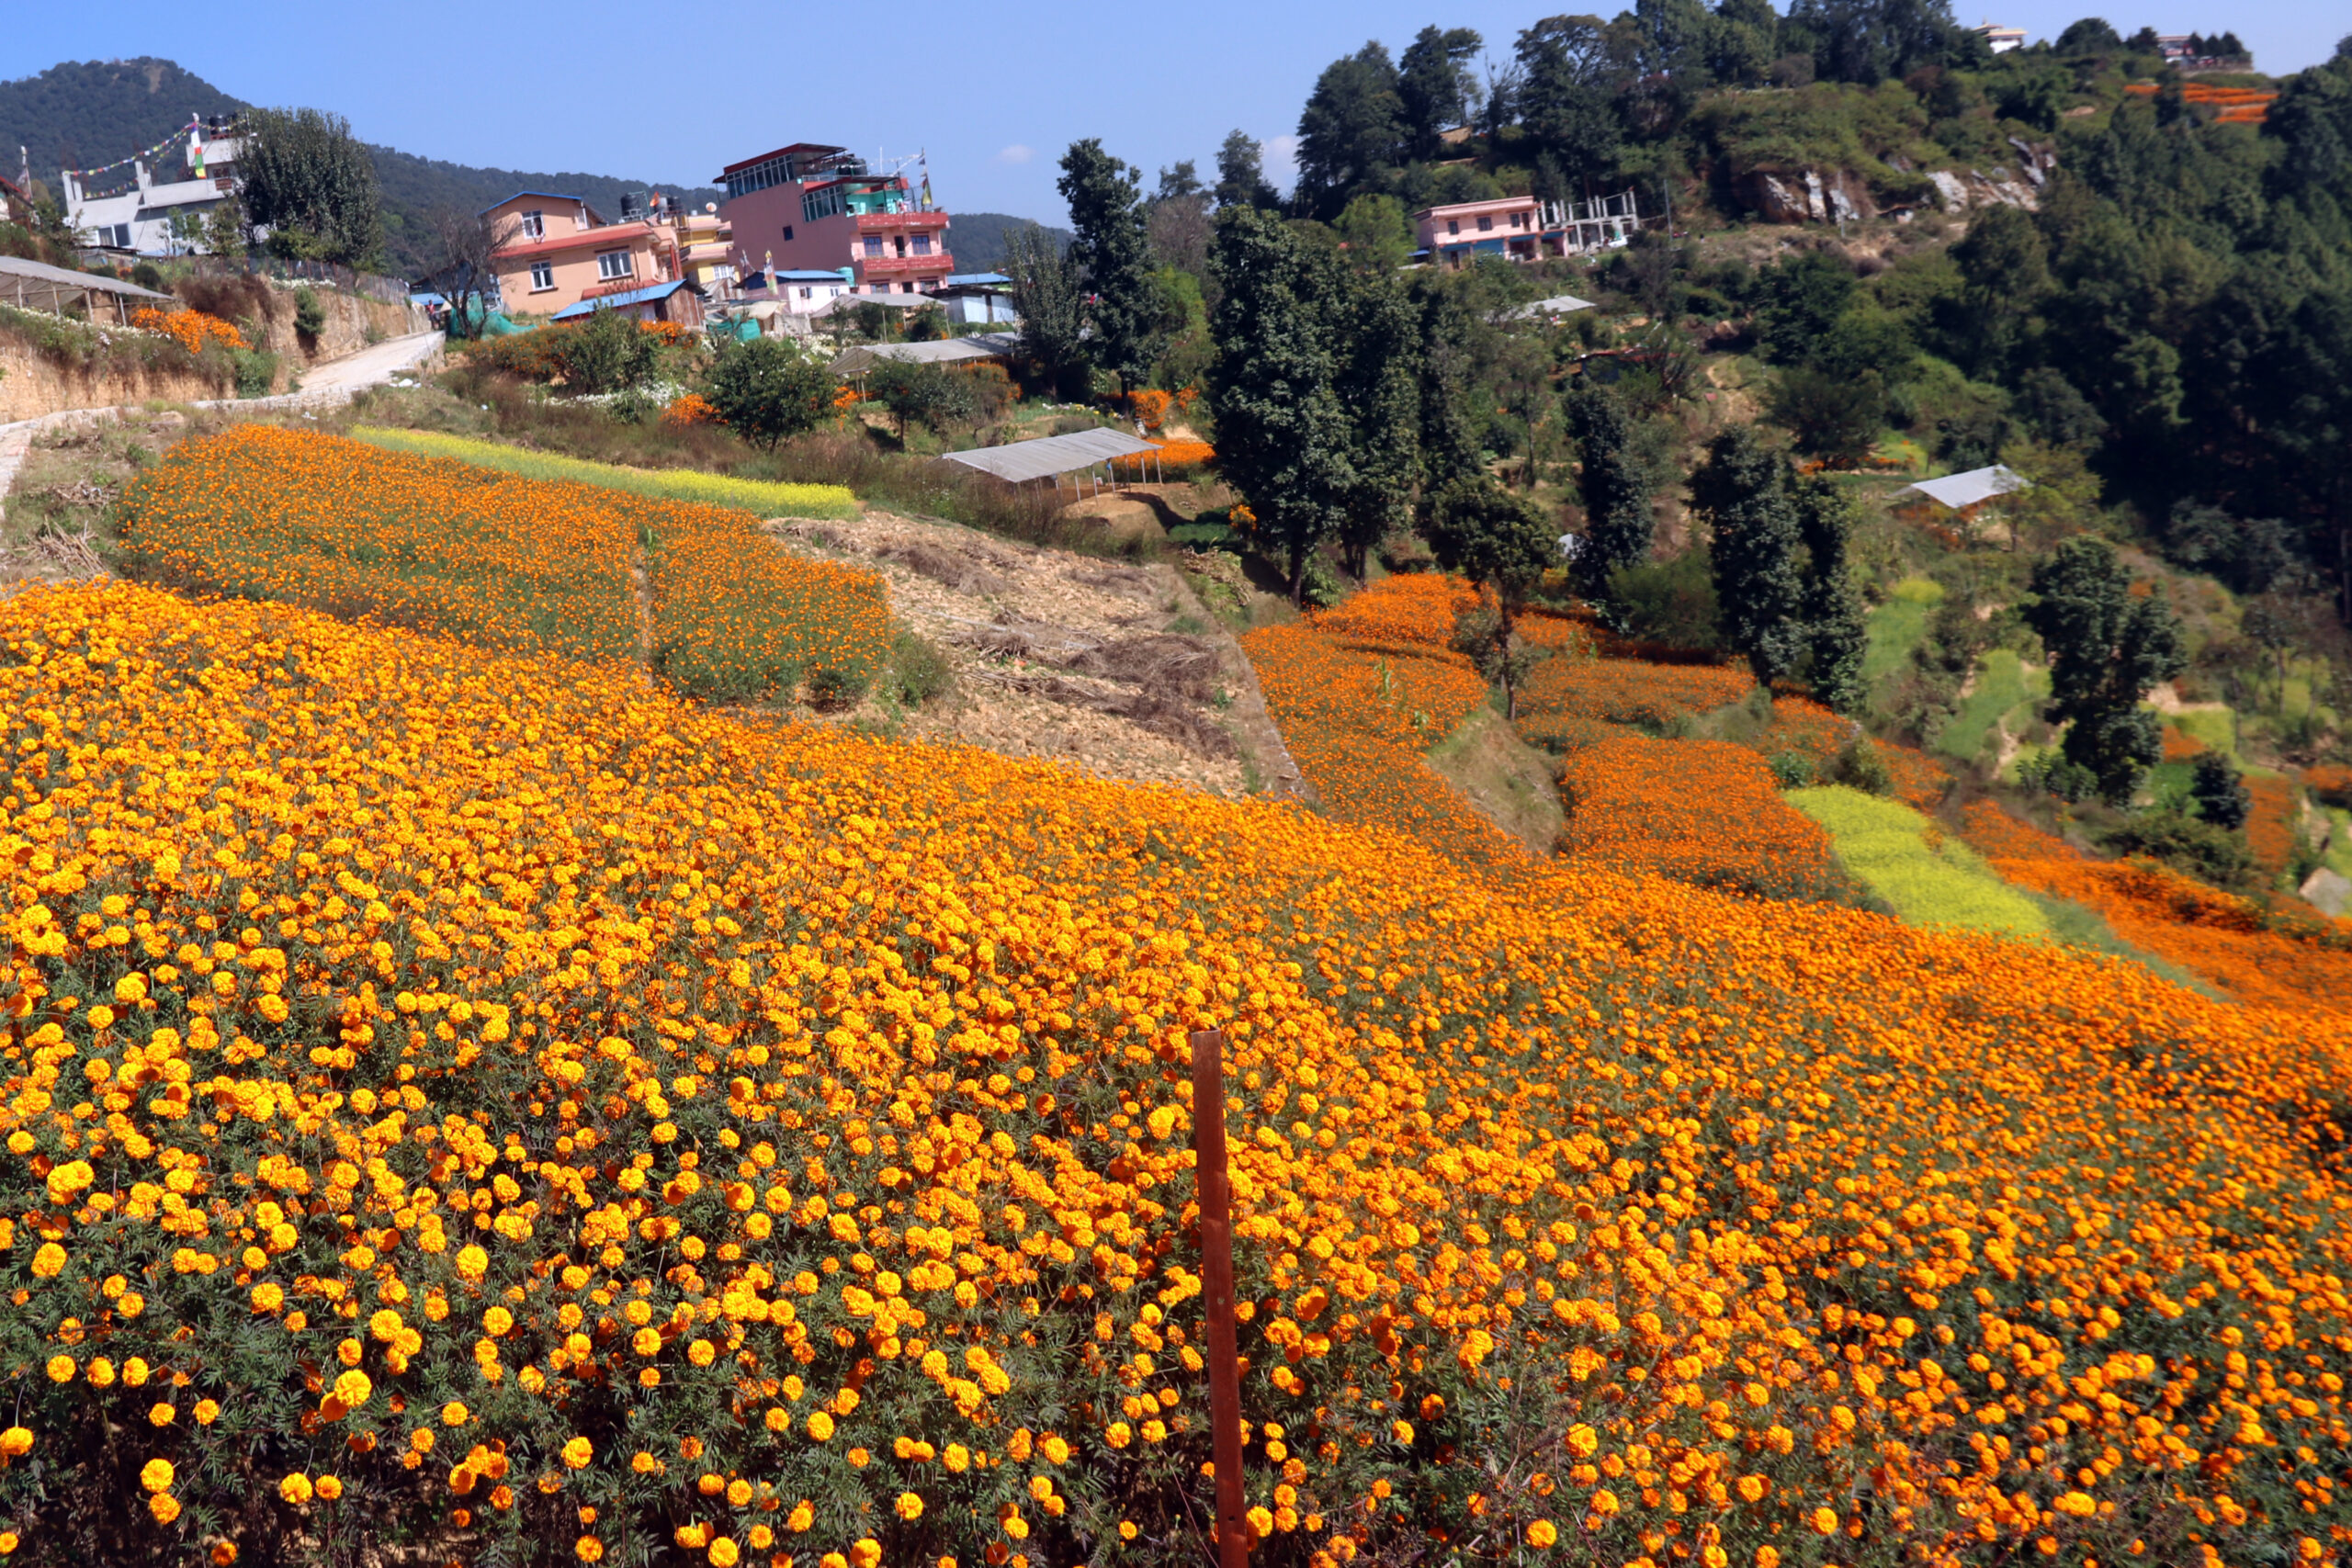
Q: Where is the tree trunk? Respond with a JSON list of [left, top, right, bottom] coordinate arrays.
[[1290, 542, 1306, 607]]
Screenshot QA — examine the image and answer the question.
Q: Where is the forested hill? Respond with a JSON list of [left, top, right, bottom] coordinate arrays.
[[0, 59, 723, 275]]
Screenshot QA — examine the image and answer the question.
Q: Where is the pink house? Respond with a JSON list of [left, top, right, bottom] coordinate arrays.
[[1414, 190, 1642, 269], [484, 192, 692, 321], [715, 142, 955, 299]]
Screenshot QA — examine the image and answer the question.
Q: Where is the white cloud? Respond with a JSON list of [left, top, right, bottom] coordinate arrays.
[[994, 144, 1035, 165], [1259, 133, 1301, 193]]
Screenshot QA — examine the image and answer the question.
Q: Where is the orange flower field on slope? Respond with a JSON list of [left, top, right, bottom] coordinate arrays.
[[4, 582, 2351, 1567], [1558, 736, 1849, 902], [119, 426, 891, 704]]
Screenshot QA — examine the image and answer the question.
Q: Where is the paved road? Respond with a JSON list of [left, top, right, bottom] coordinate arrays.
[[0, 330, 446, 523]]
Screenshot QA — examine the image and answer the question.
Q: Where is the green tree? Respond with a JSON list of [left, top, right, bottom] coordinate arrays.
[[867, 360, 982, 440], [1398, 26, 1484, 156], [1335, 267, 1423, 579], [558, 306, 657, 395], [1709, 0, 1781, 83], [1426, 478, 1561, 717], [1516, 16, 1624, 182], [1214, 130, 1280, 210], [1565, 383, 1653, 608], [1792, 477, 1869, 713], [2021, 537, 2188, 806], [238, 107, 383, 268], [1691, 426, 1808, 689], [2188, 750, 2251, 829], [1752, 251, 1857, 365], [1295, 43, 1409, 218], [1411, 282, 1487, 493], [1057, 141, 1162, 395], [1769, 367, 1883, 467], [1950, 203, 2051, 374], [705, 337, 834, 450], [1785, 0, 1974, 84], [904, 303, 947, 342], [1207, 207, 1356, 603], [1005, 224, 1088, 400], [1333, 193, 1414, 274]]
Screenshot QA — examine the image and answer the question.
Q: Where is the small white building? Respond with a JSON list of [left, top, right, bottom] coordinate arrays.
[[63, 119, 244, 254], [760, 268, 856, 314], [933, 272, 1020, 326], [1974, 19, 2028, 52]]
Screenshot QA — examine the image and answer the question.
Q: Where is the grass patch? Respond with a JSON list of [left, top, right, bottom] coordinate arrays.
[[1936, 648, 2045, 765], [1862, 577, 1941, 687], [351, 425, 861, 521], [2166, 706, 2236, 756], [1788, 784, 2050, 936]]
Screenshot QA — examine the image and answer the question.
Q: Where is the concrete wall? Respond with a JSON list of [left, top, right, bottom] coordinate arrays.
[[0, 341, 222, 423]]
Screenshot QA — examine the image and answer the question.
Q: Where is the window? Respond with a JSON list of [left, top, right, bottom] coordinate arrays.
[[529, 259, 555, 292], [519, 209, 545, 239], [1476, 215, 1492, 231], [596, 250, 634, 281], [782, 224, 794, 242], [863, 236, 883, 257], [799, 287, 811, 299], [911, 234, 931, 255], [1446, 220, 1460, 235], [902, 282, 915, 293], [800, 185, 846, 223]]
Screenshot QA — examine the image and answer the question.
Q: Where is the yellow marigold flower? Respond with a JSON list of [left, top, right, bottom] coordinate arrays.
[[851, 1540, 881, 1568], [707, 1540, 740, 1568], [786, 1502, 814, 1532], [483, 1306, 513, 1337], [281, 1473, 314, 1506], [1390, 1420, 1414, 1445], [575, 1540, 605, 1563], [150, 1404, 176, 1427], [1040, 1435, 1070, 1465], [250, 1284, 284, 1314], [2055, 1492, 2097, 1517], [332, 1370, 373, 1410], [456, 1246, 489, 1281], [142, 1459, 176, 1494], [442, 1402, 469, 1427], [195, 1401, 220, 1426], [0, 1428, 29, 1458], [1526, 1520, 1558, 1548], [315, 1476, 344, 1502], [150, 1493, 182, 1526], [897, 1492, 924, 1521], [806, 1411, 834, 1441], [1246, 1506, 1274, 1539], [31, 1244, 65, 1279], [1812, 1507, 1838, 1535], [688, 1338, 717, 1367], [561, 1437, 594, 1470], [45, 1357, 73, 1383]]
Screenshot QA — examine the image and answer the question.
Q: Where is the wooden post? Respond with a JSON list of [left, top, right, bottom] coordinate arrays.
[[1189, 1027, 1249, 1568]]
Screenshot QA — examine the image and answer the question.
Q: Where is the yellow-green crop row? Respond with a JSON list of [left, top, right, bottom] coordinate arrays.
[[350, 426, 861, 521], [1787, 784, 2051, 936]]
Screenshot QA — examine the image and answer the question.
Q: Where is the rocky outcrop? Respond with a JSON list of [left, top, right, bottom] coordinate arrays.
[[1736, 167, 1877, 224]]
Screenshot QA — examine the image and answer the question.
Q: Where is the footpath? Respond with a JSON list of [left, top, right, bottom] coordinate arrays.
[[0, 330, 445, 523]]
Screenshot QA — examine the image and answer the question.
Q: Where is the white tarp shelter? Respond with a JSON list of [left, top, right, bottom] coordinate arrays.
[[1899, 464, 2030, 510], [1506, 294, 1598, 320], [831, 333, 1020, 376], [0, 255, 175, 322], [940, 427, 1163, 495]]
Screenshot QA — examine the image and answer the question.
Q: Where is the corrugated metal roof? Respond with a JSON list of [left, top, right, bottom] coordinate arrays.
[[1900, 464, 2030, 510], [942, 272, 1012, 287], [0, 255, 175, 312], [939, 428, 1160, 483], [832, 333, 1020, 374], [1505, 294, 1597, 318], [552, 280, 690, 320]]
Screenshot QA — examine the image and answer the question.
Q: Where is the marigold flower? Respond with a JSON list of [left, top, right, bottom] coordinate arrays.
[[1526, 1520, 1558, 1548], [31, 1244, 65, 1279], [897, 1492, 924, 1520], [280, 1473, 314, 1506], [0, 1429, 28, 1458], [142, 1459, 176, 1494], [561, 1437, 594, 1470], [1812, 1507, 1839, 1535], [575, 1540, 605, 1563], [195, 1401, 220, 1426], [150, 1493, 182, 1526]]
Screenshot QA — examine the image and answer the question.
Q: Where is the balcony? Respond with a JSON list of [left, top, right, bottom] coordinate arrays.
[[855, 210, 950, 233], [857, 251, 955, 276]]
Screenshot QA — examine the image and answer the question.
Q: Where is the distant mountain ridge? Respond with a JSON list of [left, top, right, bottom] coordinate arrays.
[[0, 58, 1066, 279]]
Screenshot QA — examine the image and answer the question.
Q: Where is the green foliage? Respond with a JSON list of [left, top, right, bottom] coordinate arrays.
[[866, 359, 985, 439], [1566, 383, 1654, 610], [1398, 26, 1485, 156], [1787, 786, 2051, 933], [704, 337, 835, 453], [1693, 426, 1808, 686], [883, 628, 954, 707], [1005, 223, 1089, 400], [558, 306, 659, 396], [2022, 537, 2188, 806], [291, 286, 327, 339], [1334, 194, 1415, 273], [1609, 548, 1724, 652], [1295, 42, 1408, 218], [2097, 807, 2259, 889], [2189, 750, 2253, 829], [1753, 252, 1859, 365], [1334, 268, 1423, 578], [1213, 130, 1280, 210], [1429, 477, 1561, 716], [239, 106, 383, 268], [1792, 478, 1870, 713], [1206, 207, 1356, 602], [904, 303, 947, 342], [1770, 367, 1884, 467], [229, 346, 278, 399], [1058, 140, 1162, 391]]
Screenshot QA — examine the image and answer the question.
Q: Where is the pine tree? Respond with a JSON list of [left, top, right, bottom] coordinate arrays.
[[2189, 751, 2252, 829], [1207, 208, 1356, 603], [1566, 383, 1653, 610], [1334, 267, 1423, 579], [1004, 225, 1087, 400], [1792, 476, 1870, 714], [1691, 427, 1807, 690], [1057, 141, 1162, 395], [2021, 537, 2188, 806]]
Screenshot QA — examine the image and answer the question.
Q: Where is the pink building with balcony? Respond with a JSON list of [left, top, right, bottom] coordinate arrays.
[[484, 191, 690, 321], [1414, 189, 1642, 269], [715, 142, 954, 299]]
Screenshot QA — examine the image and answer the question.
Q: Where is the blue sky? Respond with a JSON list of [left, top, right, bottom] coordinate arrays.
[[4, 0, 2340, 222]]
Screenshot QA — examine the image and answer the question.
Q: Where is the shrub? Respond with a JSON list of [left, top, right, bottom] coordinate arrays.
[[705, 337, 835, 450], [292, 285, 327, 340]]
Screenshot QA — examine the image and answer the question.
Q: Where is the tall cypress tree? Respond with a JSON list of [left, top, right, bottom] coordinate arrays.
[[1566, 383, 1653, 610], [1334, 267, 1423, 579], [1691, 427, 1807, 690], [1207, 208, 1356, 603], [1792, 476, 1870, 714], [1057, 141, 1162, 395], [2022, 537, 2188, 805]]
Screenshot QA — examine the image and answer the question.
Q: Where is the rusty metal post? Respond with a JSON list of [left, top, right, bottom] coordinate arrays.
[[1190, 1026, 1249, 1568]]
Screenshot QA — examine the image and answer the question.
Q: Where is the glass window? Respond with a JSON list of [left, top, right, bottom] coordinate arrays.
[[597, 250, 634, 281], [529, 260, 554, 291], [863, 236, 883, 256], [911, 234, 931, 255], [1446, 220, 1459, 235], [519, 209, 544, 239], [1476, 215, 1492, 231], [782, 225, 794, 242]]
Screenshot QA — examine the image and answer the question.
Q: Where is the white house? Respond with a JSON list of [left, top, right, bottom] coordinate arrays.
[[64, 120, 243, 254]]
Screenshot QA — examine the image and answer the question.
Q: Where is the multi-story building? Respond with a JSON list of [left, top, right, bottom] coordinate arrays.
[[1412, 190, 1641, 269], [63, 116, 243, 254], [1974, 20, 2028, 53], [483, 191, 692, 322], [715, 142, 954, 298]]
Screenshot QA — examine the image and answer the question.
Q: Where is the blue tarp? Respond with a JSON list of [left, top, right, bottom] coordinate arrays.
[[553, 280, 690, 321]]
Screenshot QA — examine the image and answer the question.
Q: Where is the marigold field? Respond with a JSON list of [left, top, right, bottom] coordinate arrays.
[[5, 579, 2352, 1568], [119, 427, 889, 704]]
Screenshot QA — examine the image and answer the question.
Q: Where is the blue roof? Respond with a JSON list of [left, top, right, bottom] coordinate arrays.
[[775, 269, 851, 281], [552, 280, 690, 320], [943, 272, 1012, 287], [478, 189, 587, 218]]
